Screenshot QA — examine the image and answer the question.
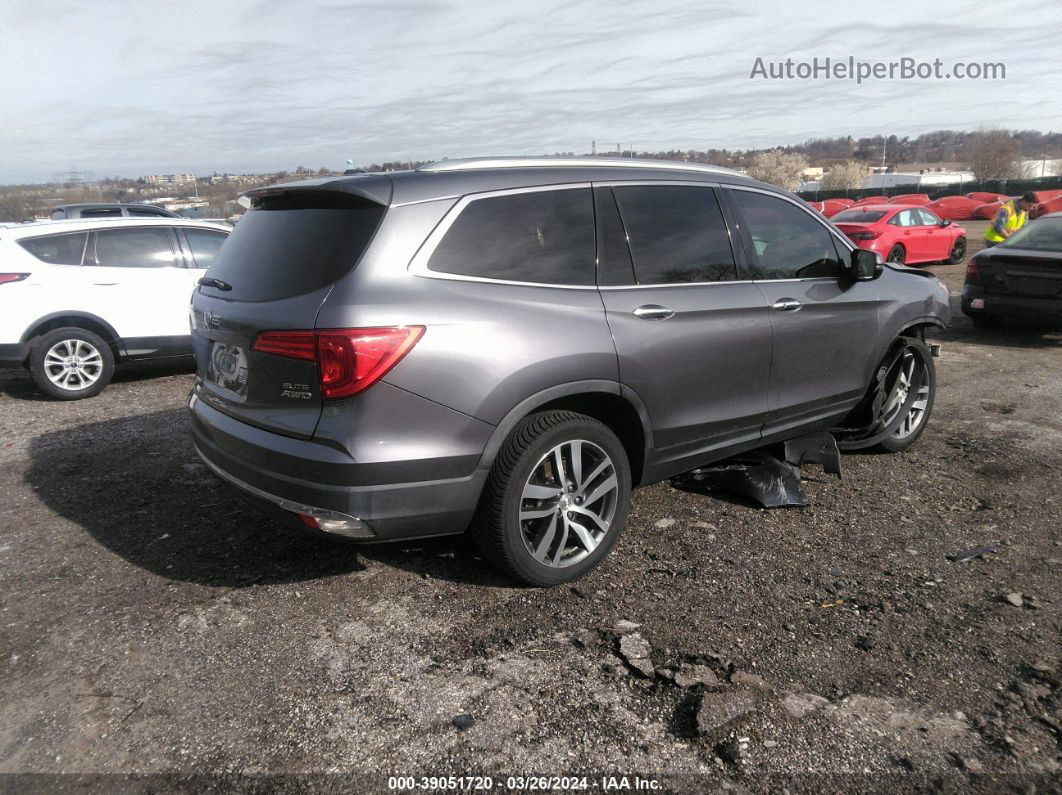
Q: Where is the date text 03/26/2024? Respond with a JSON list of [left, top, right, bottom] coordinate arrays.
[[387, 775, 661, 791]]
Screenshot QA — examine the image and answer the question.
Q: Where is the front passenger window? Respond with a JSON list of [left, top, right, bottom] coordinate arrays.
[[728, 190, 843, 279]]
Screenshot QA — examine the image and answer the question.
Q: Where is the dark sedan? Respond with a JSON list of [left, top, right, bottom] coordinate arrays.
[[962, 212, 1062, 327]]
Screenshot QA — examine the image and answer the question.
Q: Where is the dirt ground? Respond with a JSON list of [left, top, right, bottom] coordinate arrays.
[[1, 222, 1059, 793]]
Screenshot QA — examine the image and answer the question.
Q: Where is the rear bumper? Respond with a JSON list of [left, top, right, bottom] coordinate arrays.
[[189, 389, 493, 541], [0, 343, 28, 368], [961, 285, 1062, 321]]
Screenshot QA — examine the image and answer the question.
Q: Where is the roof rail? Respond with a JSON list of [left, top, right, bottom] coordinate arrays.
[[416, 156, 740, 176]]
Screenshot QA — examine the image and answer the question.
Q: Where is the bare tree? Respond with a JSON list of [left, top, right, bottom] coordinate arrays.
[[968, 130, 1024, 180], [0, 192, 31, 222], [747, 150, 809, 191], [820, 160, 869, 191]]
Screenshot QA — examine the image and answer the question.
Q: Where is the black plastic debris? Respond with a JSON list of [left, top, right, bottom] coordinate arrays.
[[784, 431, 842, 477], [948, 545, 998, 563], [671, 433, 843, 509], [671, 451, 807, 508]]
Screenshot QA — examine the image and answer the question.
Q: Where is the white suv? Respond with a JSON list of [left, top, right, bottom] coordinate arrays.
[[0, 218, 230, 399]]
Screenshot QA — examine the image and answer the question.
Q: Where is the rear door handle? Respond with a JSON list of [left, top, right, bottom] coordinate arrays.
[[772, 299, 802, 312], [92, 282, 119, 286], [633, 304, 674, 320]]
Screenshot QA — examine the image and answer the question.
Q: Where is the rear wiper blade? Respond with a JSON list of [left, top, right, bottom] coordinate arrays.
[[197, 277, 232, 291]]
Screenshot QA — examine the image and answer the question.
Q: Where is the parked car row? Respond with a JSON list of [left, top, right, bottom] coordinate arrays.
[[808, 190, 1062, 222]]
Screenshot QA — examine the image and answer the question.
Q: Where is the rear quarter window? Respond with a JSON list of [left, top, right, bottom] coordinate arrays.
[[427, 188, 595, 286], [19, 232, 88, 265], [832, 210, 887, 223]]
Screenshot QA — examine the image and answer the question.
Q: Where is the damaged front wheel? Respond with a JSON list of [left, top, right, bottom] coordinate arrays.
[[835, 338, 936, 453]]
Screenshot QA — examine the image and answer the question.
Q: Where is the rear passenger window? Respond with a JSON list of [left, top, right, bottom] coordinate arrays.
[[728, 190, 843, 280], [611, 185, 737, 284], [94, 228, 177, 268], [19, 232, 88, 265], [428, 188, 595, 285]]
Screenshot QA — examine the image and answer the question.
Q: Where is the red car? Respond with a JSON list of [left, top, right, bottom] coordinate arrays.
[[831, 204, 968, 265]]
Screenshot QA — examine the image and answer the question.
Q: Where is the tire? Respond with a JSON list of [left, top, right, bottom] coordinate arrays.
[[969, 313, 1002, 329], [471, 410, 631, 586], [28, 327, 115, 400], [876, 339, 936, 453], [886, 244, 906, 265], [945, 237, 967, 264]]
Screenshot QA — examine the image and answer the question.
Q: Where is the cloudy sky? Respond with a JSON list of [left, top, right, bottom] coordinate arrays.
[[1, 0, 1060, 184]]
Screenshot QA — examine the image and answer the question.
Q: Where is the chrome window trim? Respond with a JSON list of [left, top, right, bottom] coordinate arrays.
[[407, 183, 599, 290], [597, 276, 837, 291]]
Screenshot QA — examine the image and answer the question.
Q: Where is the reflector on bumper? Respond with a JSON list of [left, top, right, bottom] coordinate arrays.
[[196, 449, 375, 539]]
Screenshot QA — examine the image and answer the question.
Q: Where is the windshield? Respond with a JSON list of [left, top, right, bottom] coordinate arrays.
[[1001, 218, 1062, 252], [832, 210, 887, 223]]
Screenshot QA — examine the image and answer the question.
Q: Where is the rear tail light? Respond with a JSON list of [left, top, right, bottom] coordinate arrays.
[[0, 273, 30, 285], [965, 257, 981, 285], [252, 326, 425, 399], [848, 232, 882, 240]]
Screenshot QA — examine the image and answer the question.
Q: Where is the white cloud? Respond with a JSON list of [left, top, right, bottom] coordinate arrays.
[[0, 0, 1059, 182]]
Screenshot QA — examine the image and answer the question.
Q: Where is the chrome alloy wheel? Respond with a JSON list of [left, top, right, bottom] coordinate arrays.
[[883, 347, 931, 440], [519, 439, 618, 568], [43, 338, 104, 391]]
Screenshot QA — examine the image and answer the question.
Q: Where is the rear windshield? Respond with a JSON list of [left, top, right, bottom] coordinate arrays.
[[199, 191, 385, 302], [1001, 218, 1062, 252], [832, 210, 887, 223]]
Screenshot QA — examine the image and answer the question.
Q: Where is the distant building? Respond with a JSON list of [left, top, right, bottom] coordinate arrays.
[[143, 173, 197, 186], [1021, 158, 1062, 178], [863, 171, 974, 189], [801, 167, 824, 179]]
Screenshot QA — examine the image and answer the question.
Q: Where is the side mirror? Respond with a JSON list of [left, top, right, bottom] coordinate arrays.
[[850, 248, 884, 281], [940, 219, 951, 227]]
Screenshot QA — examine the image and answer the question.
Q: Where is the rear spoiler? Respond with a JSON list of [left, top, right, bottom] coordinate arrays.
[[240, 174, 393, 208]]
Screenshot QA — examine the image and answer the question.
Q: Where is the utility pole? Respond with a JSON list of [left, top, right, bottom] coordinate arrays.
[[881, 133, 887, 170], [591, 140, 596, 156]]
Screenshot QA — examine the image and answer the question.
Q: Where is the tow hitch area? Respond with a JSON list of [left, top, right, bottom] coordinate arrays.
[[669, 432, 841, 508]]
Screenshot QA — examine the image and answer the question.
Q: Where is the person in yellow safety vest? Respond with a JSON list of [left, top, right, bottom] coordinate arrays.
[[984, 192, 1038, 246]]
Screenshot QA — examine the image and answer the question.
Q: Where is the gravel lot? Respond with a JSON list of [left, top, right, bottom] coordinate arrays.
[[1, 224, 1060, 793]]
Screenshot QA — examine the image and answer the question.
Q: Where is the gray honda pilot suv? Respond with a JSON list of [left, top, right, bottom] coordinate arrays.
[[189, 157, 951, 585]]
